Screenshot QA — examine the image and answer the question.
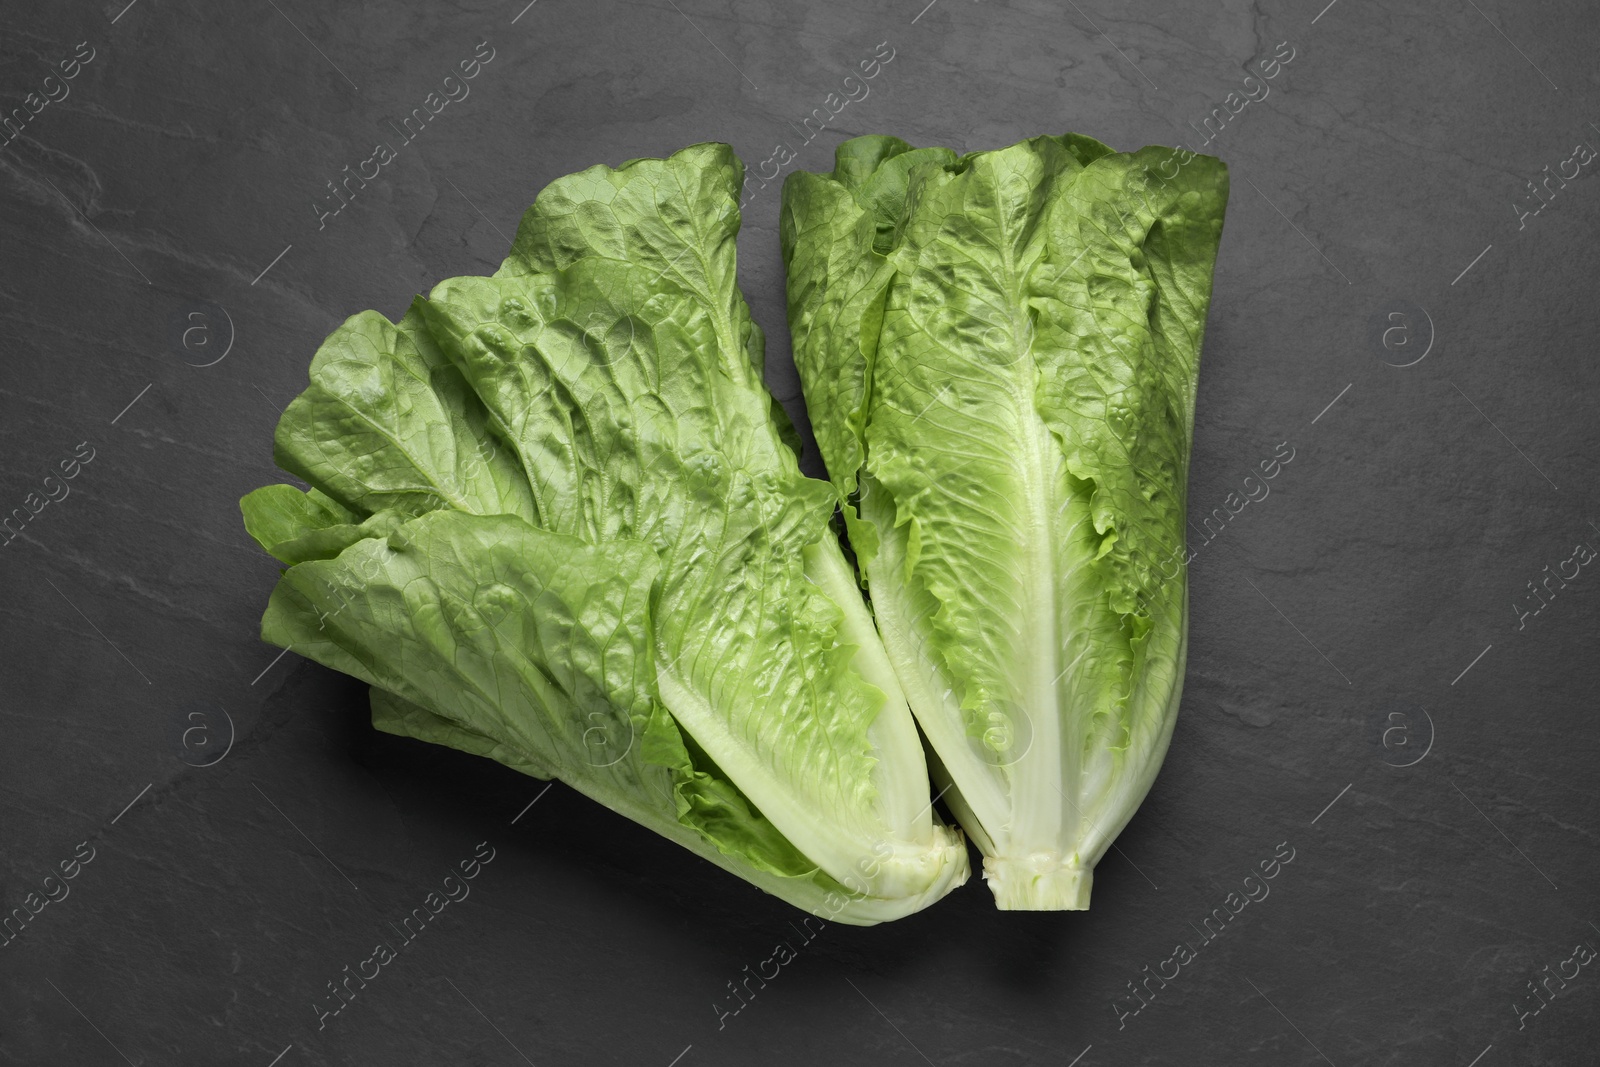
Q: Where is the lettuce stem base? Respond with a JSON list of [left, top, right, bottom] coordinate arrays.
[[981, 856, 1093, 910]]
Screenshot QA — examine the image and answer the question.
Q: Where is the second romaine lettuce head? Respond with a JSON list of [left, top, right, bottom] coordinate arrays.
[[242, 143, 968, 924], [781, 134, 1228, 909]]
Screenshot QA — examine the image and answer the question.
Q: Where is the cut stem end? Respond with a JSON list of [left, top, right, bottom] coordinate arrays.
[[982, 856, 1092, 910]]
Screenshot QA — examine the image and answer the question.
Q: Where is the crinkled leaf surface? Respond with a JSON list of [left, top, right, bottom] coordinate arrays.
[[782, 133, 1226, 908], [243, 142, 966, 923]]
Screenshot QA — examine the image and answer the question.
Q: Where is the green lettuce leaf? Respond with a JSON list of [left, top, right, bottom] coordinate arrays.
[[782, 133, 1226, 909], [242, 142, 967, 924]]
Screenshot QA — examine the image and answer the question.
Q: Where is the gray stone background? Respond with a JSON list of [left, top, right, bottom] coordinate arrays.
[[2, 0, 1597, 1064]]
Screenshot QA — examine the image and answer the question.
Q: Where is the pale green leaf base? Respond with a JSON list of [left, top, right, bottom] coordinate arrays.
[[982, 857, 1093, 911]]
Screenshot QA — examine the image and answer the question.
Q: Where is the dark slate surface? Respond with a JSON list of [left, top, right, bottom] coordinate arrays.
[[2, 1, 1598, 1064]]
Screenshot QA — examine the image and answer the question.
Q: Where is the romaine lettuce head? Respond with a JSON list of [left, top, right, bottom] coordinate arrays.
[[241, 143, 968, 924], [780, 134, 1227, 909]]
